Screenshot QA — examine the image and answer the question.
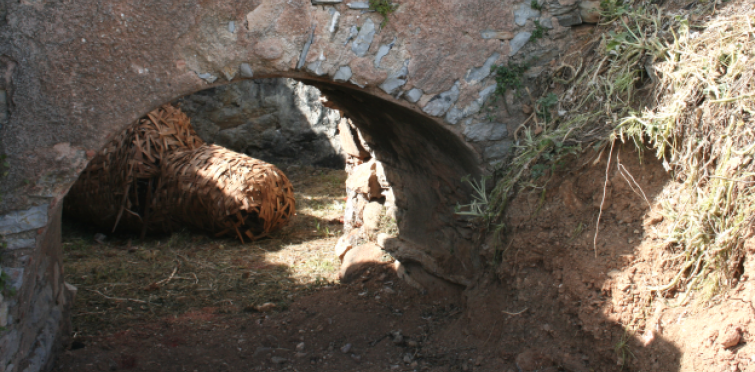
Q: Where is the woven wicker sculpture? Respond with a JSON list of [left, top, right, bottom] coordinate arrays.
[[65, 104, 295, 241], [65, 104, 204, 234], [157, 144, 296, 242]]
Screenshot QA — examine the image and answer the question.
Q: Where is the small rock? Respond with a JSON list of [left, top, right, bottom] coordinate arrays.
[[406, 340, 418, 348], [295, 352, 308, 358], [238, 63, 254, 78], [296, 342, 305, 352], [350, 354, 361, 361], [556, 11, 582, 27], [196, 72, 217, 83], [403, 353, 413, 363], [256, 302, 276, 312], [94, 233, 107, 244], [579, 0, 601, 23], [271, 356, 287, 364], [720, 327, 742, 348], [253, 347, 272, 358], [404, 88, 423, 103], [391, 330, 404, 345], [340, 343, 352, 353], [410, 361, 419, 369]]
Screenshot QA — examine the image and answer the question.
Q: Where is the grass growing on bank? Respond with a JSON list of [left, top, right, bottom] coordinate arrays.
[[482, 0, 755, 304]]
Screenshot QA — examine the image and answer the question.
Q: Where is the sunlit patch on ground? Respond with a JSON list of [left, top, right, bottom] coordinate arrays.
[[63, 164, 346, 338]]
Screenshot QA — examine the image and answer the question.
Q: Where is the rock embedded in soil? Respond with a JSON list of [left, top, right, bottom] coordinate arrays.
[[340, 343, 352, 353], [515, 349, 552, 372], [719, 326, 742, 348], [256, 303, 276, 312]]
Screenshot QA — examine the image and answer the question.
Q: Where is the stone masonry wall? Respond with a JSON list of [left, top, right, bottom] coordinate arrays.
[[0, 0, 598, 370], [175, 78, 345, 168]]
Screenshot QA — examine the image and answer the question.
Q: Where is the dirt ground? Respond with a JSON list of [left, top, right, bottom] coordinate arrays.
[[55, 147, 755, 372]]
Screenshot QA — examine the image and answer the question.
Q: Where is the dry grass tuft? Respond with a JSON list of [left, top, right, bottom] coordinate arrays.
[[617, 13, 755, 304]]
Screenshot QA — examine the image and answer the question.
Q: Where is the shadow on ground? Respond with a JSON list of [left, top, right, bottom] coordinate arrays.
[[55, 149, 684, 372]]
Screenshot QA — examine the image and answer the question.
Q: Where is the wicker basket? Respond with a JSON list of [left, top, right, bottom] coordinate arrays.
[[156, 144, 296, 242], [65, 104, 204, 233]]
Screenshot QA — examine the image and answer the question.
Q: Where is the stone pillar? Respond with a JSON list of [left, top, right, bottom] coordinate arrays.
[[0, 203, 74, 372]]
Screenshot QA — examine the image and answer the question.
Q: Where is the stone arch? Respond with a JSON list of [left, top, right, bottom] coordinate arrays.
[[0, 0, 584, 369]]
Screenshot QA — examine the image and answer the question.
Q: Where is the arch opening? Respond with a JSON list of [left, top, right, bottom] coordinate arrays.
[[57, 76, 480, 343]]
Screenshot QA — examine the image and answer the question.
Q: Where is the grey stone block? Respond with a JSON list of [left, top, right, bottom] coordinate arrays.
[[422, 82, 460, 117], [347, 1, 370, 9], [1, 267, 24, 291], [5, 238, 35, 250], [0, 204, 48, 235], [484, 141, 514, 160], [539, 16, 553, 29], [514, 3, 541, 26], [478, 84, 497, 103], [509, 32, 532, 56], [374, 42, 393, 68], [351, 18, 376, 57], [334, 66, 353, 82], [465, 52, 500, 84], [463, 122, 509, 142], [239, 63, 254, 78], [557, 11, 582, 27], [306, 61, 326, 76], [405, 88, 423, 103], [380, 78, 406, 95], [196, 72, 218, 83]]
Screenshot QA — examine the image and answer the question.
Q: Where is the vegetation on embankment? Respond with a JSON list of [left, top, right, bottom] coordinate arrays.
[[472, 0, 755, 307]]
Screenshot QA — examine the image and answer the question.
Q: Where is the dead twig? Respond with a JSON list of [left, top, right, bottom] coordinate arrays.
[[594, 141, 615, 257], [155, 266, 178, 286], [370, 333, 390, 347], [617, 150, 652, 208], [501, 307, 528, 316], [88, 289, 149, 304]]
